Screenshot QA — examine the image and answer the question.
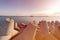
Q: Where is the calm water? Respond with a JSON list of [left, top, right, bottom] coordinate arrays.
[[0, 16, 60, 23], [0, 16, 60, 36]]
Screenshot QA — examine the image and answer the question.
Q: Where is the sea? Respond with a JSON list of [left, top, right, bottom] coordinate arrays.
[[0, 16, 60, 23]]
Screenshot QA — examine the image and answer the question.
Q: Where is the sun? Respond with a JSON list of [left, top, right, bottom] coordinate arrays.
[[47, 2, 60, 14], [47, 7, 60, 14]]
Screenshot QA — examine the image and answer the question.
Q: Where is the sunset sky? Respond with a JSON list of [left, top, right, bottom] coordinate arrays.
[[0, 0, 60, 16]]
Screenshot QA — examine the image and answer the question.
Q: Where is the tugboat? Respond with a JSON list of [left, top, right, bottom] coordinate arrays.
[[30, 15, 34, 17]]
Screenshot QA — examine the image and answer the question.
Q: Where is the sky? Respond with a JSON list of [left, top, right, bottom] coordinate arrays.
[[0, 0, 60, 16]]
